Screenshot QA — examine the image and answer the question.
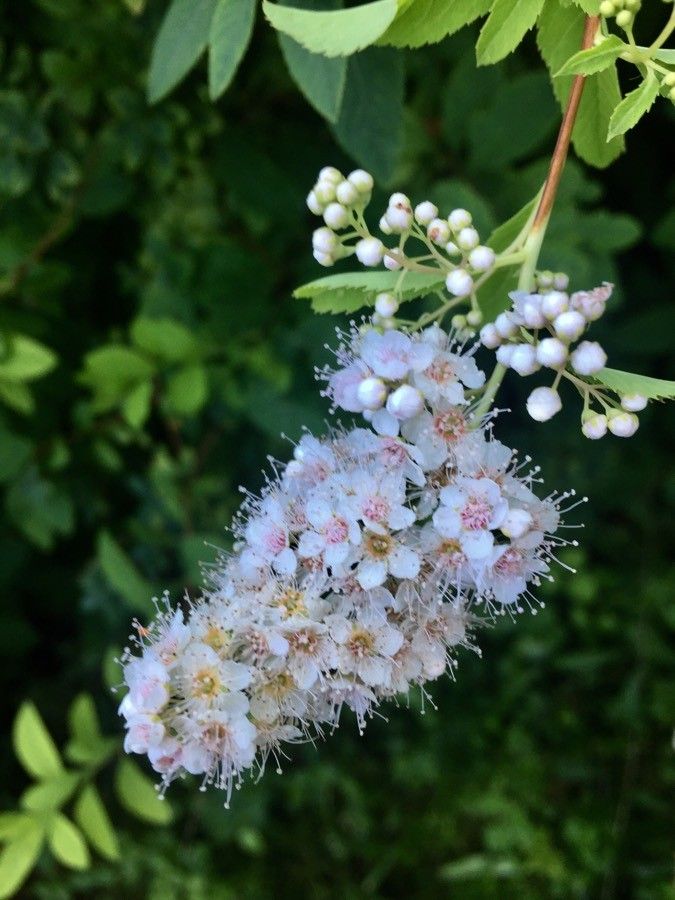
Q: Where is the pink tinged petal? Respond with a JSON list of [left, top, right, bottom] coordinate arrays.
[[306, 497, 333, 529], [273, 547, 297, 575], [408, 342, 435, 372], [388, 545, 420, 579], [297, 531, 325, 558], [432, 507, 461, 538], [461, 529, 494, 560], [357, 559, 388, 590]]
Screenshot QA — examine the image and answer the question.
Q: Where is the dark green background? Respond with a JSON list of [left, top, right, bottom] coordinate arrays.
[[1, 1, 673, 896]]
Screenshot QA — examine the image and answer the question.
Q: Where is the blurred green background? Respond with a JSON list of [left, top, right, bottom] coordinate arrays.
[[1, 1, 674, 897]]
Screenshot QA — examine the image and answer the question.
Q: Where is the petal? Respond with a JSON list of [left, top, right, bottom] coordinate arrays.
[[356, 560, 388, 590], [462, 529, 494, 560], [432, 507, 461, 538], [388, 545, 421, 579]]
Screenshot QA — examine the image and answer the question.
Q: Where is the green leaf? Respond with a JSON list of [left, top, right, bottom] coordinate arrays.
[[0, 334, 57, 382], [378, 0, 492, 49], [148, 0, 218, 102], [594, 368, 675, 401], [121, 379, 153, 429], [262, 0, 398, 57], [13, 702, 63, 780], [47, 814, 90, 870], [476, 266, 519, 323], [476, 0, 544, 66], [68, 694, 101, 747], [279, 34, 347, 122], [295, 270, 445, 314], [5, 469, 75, 549], [488, 191, 541, 253], [97, 530, 154, 614], [0, 381, 34, 415], [652, 48, 675, 64], [164, 364, 209, 415], [74, 786, 120, 862], [115, 759, 173, 825], [130, 317, 199, 362], [607, 71, 660, 141], [332, 47, 404, 183], [0, 427, 32, 483], [79, 346, 155, 411], [21, 774, 80, 812], [0, 814, 32, 843], [555, 35, 626, 77], [208, 0, 256, 99], [0, 820, 44, 899]]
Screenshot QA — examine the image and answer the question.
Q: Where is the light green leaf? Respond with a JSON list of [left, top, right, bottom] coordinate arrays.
[[68, 694, 101, 746], [0, 334, 57, 382], [279, 35, 347, 122], [48, 815, 90, 870], [208, 0, 256, 99], [555, 35, 625, 77], [13, 702, 63, 780], [74, 786, 120, 862], [97, 530, 153, 614], [262, 0, 398, 57], [79, 346, 155, 410], [115, 759, 173, 825], [378, 0, 492, 49], [130, 317, 199, 362], [476, 0, 544, 66], [652, 48, 675, 64], [487, 191, 541, 253], [568, 0, 599, 12], [295, 270, 445, 314], [0, 814, 32, 843], [0, 820, 44, 899], [148, 0, 218, 102], [164, 364, 209, 415], [121, 380, 153, 429], [0, 381, 34, 415], [607, 71, 660, 141], [594, 368, 675, 400], [332, 47, 404, 183], [21, 773, 80, 812]]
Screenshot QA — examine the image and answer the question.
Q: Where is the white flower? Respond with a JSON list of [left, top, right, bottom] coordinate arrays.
[[180, 643, 252, 712], [297, 492, 361, 569], [328, 612, 403, 686], [359, 329, 433, 381], [346, 468, 415, 535], [123, 714, 165, 755], [124, 656, 170, 715], [413, 338, 484, 405], [284, 621, 337, 689], [242, 496, 297, 576], [433, 476, 508, 561], [355, 530, 420, 589]]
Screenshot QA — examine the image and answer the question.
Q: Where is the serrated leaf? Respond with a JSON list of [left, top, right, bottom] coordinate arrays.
[[130, 317, 199, 362], [208, 0, 256, 99], [555, 35, 625, 77], [476, 0, 544, 66], [0, 820, 44, 899], [0, 334, 57, 383], [594, 368, 675, 400], [378, 0, 492, 49], [279, 35, 346, 122], [262, 0, 398, 57], [121, 379, 153, 429], [48, 815, 90, 870], [164, 364, 208, 415], [74, 786, 120, 862], [332, 47, 404, 182], [115, 759, 173, 825], [295, 270, 445, 314], [97, 530, 153, 614], [21, 773, 80, 812], [607, 71, 660, 141], [148, 0, 217, 102], [13, 702, 63, 780], [568, 0, 599, 12]]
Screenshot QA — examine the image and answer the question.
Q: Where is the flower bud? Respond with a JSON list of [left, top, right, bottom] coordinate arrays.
[[553, 310, 586, 342], [306, 190, 323, 215], [495, 312, 518, 339], [526, 386, 562, 422], [347, 169, 374, 194], [355, 237, 385, 267], [581, 413, 607, 440], [375, 292, 399, 318], [501, 508, 533, 540], [383, 253, 402, 271], [599, 0, 615, 15], [336, 180, 360, 207], [537, 271, 554, 290], [521, 297, 546, 329], [312, 227, 337, 253], [445, 241, 460, 256], [357, 377, 388, 410], [451, 314, 467, 331], [318, 166, 343, 185], [496, 344, 515, 367], [448, 208, 472, 231], [510, 344, 540, 376], [466, 310, 483, 327], [541, 290, 569, 320], [456, 227, 480, 251], [386, 384, 424, 420], [445, 268, 474, 297], [480, 323, 502, 349], [468, 245, 495, 271], [312, 249, 334, 267], [536, 337, 568, 369], [314, 180, 337, 205], [414, 201, 438, 225], [379, 215, 393, 235], [570, 340, 607, 376], [607, 410, 639, 437], [620, 393, 648, 412], [615, 9, 632, 27], [553, 272, 569, 291], [385, 206, 413, 232], [323, 202, 350, 230], [427, 218, 450, 245]]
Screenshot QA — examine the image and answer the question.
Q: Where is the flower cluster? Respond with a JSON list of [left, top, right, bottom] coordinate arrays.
[[480, 280, 647, 438], [119, 320, 578, 805]]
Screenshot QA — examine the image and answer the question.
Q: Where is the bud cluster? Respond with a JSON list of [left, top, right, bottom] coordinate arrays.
[[599, 0, 641, 29]]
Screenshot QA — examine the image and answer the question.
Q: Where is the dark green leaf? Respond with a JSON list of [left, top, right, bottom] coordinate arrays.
[[208, 0, 257, 100], [148, 0, 218, 102]]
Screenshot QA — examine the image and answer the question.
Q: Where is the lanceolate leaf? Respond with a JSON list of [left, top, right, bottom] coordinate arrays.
[[148, 0, 217, 103], [263, 0, 398, 57], [278, 35, 347, 122], [594, 368, 675, 401], [74, 786, 120, 862], [208, 0, 256, 100], [115, 759, 173, 824], [607, 71, 660, 141], [13, 703, 63, 780], [295, 270, 445, 315], [0, 820, 44, 899], [555, 35, 626, 77], [476, 0, 544, 66], [378, 0, 492, 50]]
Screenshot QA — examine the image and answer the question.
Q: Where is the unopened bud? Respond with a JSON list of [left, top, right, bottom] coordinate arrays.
[[456, 227, 480, 251], [466, 310, 483, 327], [501, 508, 533, 539], [306, 190, 323, 215], [445, 268, 474, 297], [468, 246, 495, 271], [355, 237, 385, 267], [526, 386, 562, 422], [495, 312, 518, 339], [386, 384, 424, 420], [323, 203, 350, 230], [536, 337, 568, 369], [570, 340, 607, 376], [427, 218, 450, 245], [312, 227, 337, 253], [620, 393, 648, 412], [541, 291, 569, 320], [318, 166, 343, 185], [414, 201, 438, 226], [582, 412, 608, 440], [374, 292, 399, 318], [357, 377, 388, 410], [510, 344, 540, 376], [336, 180, 360, 206], [608, 410, 639, 437], [480, 323, 502, 349], [553, 310, 586, 342], [347, 169, 374, 194], [448, 208, 472, 231]]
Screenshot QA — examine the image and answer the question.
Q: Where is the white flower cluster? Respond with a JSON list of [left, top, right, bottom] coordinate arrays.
[[120, 322, 578, 805], [480, 280, 647, 437]]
